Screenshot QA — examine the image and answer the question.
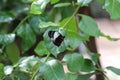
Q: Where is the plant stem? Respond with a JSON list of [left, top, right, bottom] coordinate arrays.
[[30, 68, 40, 80], [30, 53, 50, 80], [1, 45, 5, 53], [96, 63, 109, 80], [62, 5, 80, 28], [83, 43, 109, 80], [13, 15, 29, 33], [44, 52, 50, 62]]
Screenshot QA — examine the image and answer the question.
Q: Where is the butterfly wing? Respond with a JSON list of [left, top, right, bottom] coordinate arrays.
[[48, 31, 55, 38], [53, 34, 65, 47], [48, 31, 65, 47]]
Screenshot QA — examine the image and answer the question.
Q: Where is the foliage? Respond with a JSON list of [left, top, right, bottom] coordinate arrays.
[[104, 0, 120, 19], [0, 0, 120, 80]]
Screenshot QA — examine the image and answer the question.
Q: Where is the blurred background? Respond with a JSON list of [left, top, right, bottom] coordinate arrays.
[[91, 0, 120, 80], [96, 19, 120, 80]]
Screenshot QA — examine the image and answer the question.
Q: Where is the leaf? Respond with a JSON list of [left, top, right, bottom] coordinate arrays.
[[48, 8, 61, 22], [17, 23, 36, 52], [80, 33, 90, 41], [60, 17, 84, 50], [6, 43, 20, 64], [77, 0, 92, 6], [66, 73, 78, 80], [43, 27, 67, 57], [66, 72, 95, 80], [0, 34, 15, 45], [33, 72, 43, 80], [40, 57, 55, 63], [81, 59, 96, 72], [51, 0, 59, 4], [0, 63, 4, 79], [40, 60, 66, 80], [58, 6, 74, 18], [0, 64, 4, 71], [106, 66, 120, 75], [60, 17, 77, 32], [16, 56, 40, 73], [30, 0, 50, 14], [34, 41, 49, 56], [79, 14, 101, 37], [0, 11, 15, 23], [29, 15, 47, 34], [4, 65, 13, 75], [104, 0, 120, 19], [13, 71, 30, 80], [12, 5, 29, 17], [21, 0, 34, 3], [54, 3, 71, 8], [67, 31, 83, 50], [63, 53, 84, 72], [89, 53, 100, 64], [76, 72, 95, 80], [98, 0, 105, 3], [39, 21, 59, 28]]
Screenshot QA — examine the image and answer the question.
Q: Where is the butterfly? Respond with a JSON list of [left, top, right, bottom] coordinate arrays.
[[48, 31, 65, 47]]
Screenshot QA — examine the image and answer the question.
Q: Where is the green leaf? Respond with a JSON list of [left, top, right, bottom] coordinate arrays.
[[89, 53, 100, 64], [40, 60, 66, 80], [66, 72, 95, 80], [76, 72, 95, 80], [39, 21, 59, 28], [66, 73, 78, 80], [11, 5, 29, 17], [67, 31, 82, 50], [60, 17, 86, 50], [51, 0, 59, 4], [17, 23, 36, 52], [63, 53, 84, 72], [48, 8, 61, 22], [33, 72, 43, 80], [0, 64, 4, 71], [21, 0, 34, 3], [0, 34, 15, 45], [30, 0, 50, 14], [98, 0, 105, 3], [16, 56, 40, 73], [77, 0, 92, 6], [43, 27, 67, 57], [29, 15, 47, 34], [13, 71, 30, 80], [106, 66, 120, 75], [79, 14, 101, 37], [54, 3, 71, 8], [6, 43, 20, 64], [60, 17, 77, 32], [81, 59, 96, 72], [80, 33, 90, 41], [0, 63, 4, 79], [0, 12, 15, 23], [58, 6, 74, 18], [40, 57, 55, 63], [34, 41, 49, 56], [104, 0, 120, 19]]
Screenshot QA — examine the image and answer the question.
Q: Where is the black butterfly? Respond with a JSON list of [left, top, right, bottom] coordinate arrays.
[[48, 31, 65, 47]]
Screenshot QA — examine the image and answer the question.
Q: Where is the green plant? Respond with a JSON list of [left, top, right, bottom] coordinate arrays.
[[0, 0, 120, 80]]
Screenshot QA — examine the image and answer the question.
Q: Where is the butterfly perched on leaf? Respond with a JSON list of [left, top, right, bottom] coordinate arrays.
[[48, 31, 65, 47]]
